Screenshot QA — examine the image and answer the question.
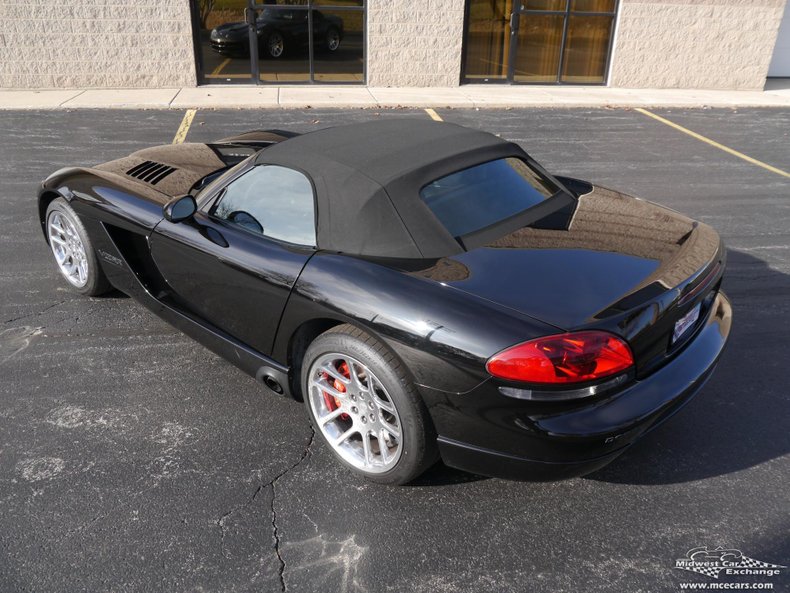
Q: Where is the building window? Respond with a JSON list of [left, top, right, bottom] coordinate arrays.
[[192, 0, 365, 85], [462, 0, 617, 84]]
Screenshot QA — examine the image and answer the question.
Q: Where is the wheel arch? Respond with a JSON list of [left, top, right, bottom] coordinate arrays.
[[285, 317, 412, 401], [38, 189, 66, 240], [286, 317, 345, 400]]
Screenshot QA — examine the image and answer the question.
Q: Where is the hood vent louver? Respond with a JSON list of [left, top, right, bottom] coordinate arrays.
[[126, 160, 177, 185]]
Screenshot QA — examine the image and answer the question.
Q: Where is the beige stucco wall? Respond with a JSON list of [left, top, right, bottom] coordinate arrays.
[[610, 0, 787, 90], [366, 0, 465, 87], [0, 0, 197, 88]]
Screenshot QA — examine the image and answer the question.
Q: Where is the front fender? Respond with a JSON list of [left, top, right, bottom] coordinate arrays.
[[39, 167, 169, 236]]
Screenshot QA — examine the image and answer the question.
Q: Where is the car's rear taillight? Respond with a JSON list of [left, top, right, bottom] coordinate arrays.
[[486, 331, 634, 384]]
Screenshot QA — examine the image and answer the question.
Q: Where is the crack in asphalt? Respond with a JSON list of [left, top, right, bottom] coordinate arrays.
[[53, 482, 161, 545], [272, 427, 315, 592], [3, 299, 68, 325], [217, 484, 266, 559], [216, 426, 315, 591]]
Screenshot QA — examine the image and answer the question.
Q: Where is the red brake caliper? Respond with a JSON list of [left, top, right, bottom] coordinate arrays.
[[322, 361, 351, 421]]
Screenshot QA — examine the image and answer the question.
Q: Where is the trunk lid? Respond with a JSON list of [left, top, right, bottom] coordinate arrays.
[[411, 186, 724, 377]]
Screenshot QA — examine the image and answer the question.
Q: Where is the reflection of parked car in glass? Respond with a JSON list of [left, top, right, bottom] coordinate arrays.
[[210, 9, 343, 58]]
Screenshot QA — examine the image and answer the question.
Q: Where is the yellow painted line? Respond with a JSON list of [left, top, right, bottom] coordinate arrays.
[[635, 107, 790, 179], [211, 58, 232, 76], [425, 108, 443, 121], [172, 109, 196, 145]]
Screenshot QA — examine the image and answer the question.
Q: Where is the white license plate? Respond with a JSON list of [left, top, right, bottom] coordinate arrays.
[[672, 303, 701, 344]]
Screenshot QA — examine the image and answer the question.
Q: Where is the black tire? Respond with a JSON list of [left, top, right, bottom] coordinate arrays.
[[302, 324, 438, 485], [45, 197, 111, 296], [324, 27, 341, 52]]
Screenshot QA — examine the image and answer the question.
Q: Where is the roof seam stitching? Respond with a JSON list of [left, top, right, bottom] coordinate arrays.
[[381, 185, 424, 258]]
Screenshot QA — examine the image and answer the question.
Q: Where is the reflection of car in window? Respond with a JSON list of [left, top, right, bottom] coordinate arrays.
[[210, 9, 344, 59]]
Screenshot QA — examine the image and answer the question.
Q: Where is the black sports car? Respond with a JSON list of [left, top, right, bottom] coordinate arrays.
[[38, 120, 732, 485], [210, 9, 343, 58]]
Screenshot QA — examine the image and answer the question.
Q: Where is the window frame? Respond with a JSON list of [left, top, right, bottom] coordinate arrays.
[[460, 0, 620, 85], [190, 0, 367, 86], [204, 162, 319, 249]]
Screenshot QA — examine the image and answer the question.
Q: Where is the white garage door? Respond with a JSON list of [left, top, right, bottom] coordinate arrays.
[[769, 0, 790, 76]]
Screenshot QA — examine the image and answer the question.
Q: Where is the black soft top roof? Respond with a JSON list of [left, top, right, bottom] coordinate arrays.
[[256, 119, 529, 258]]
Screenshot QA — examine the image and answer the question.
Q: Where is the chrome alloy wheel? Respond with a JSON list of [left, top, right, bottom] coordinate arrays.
[[308, 353, 403, 473], [47, 210, 89, 288], [268, 33, 284, 57], [326, 29, 340, 51]]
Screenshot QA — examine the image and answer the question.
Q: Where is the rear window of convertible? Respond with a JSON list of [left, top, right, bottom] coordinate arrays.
[[419, 157, 561, 238]]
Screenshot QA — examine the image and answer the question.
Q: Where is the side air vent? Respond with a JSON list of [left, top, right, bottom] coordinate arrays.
[[126, 161, 177, 185]]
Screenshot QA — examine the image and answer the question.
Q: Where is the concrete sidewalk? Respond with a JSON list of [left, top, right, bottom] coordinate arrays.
[[1, 82, 790, 110]]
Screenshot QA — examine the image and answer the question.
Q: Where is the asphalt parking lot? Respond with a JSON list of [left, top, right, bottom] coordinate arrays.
[[1, 105, 788, 593]]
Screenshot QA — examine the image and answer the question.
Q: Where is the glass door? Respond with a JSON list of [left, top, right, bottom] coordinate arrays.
[[558, 0, 617, 83], [194, 0, 365, 85], [254, 3, 311, 83], [196, 0, 256, 84], [462, 0, 514, 82], [462, 0, 617, 84]]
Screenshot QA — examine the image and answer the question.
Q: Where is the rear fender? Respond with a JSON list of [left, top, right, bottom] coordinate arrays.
[[274, 252, 559, 395]]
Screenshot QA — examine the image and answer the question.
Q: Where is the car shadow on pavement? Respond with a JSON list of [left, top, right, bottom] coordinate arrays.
[[103, 288, 129, 299], [408, 461, 489, 486], [587, 249, 790, 485]]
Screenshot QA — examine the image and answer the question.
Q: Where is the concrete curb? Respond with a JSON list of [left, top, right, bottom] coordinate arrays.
[[1, 84, 789, 110]]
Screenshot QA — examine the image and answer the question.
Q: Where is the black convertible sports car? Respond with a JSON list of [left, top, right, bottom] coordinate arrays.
[[210, 9, 343, 58], [38, 120, 732, 485]]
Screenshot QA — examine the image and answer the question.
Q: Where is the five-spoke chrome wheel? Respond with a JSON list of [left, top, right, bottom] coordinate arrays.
[[268, 32, 284, 58], [47, 210, 89, 288], [307, 352, 402, 473], [326, 28, 341, 52]]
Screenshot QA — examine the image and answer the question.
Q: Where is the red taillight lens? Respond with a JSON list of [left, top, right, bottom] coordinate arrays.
[[486, 331, 634, 384]]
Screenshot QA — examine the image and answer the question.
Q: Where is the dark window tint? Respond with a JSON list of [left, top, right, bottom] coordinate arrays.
[[212, 165, 315, 246], [419, 158, 560, 237]]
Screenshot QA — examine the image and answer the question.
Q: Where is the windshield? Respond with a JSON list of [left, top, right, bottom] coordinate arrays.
[[419, 157, 561, 238]]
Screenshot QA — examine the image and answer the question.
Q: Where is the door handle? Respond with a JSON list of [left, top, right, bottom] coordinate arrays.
[[510, 12, 519, 32]]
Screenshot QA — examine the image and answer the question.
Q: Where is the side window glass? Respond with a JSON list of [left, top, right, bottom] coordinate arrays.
[[212, 165, 316, 246]]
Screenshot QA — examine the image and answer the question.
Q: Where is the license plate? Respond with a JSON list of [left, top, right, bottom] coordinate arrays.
[[672, 303, 701, 344]]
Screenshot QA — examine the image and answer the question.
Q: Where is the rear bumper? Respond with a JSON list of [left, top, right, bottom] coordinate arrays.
[[429, 291, 732, 481]]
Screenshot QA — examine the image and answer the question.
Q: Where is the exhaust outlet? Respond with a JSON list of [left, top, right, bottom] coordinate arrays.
[[255, 366, 287, 396], [263, 375, 284, 394]]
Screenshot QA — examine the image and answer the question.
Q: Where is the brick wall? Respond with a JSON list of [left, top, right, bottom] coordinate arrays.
[[366, 0, 465, 87], [0, 0, 197, 88], [610, 0, 787, 90]]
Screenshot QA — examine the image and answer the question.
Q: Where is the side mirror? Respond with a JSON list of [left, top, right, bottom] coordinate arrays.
[[163, 195, 197, 223]]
